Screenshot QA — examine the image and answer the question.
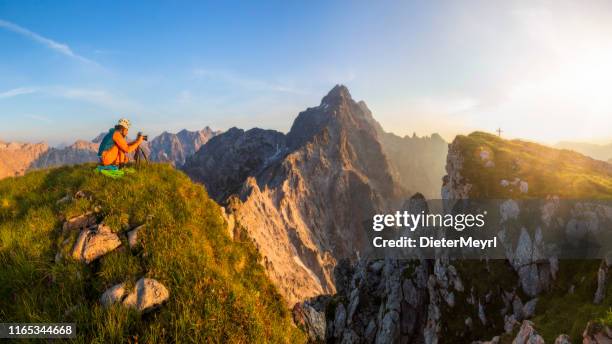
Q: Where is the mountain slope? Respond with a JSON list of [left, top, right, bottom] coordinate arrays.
[[29, 140, 99, 170], [0, 164, 304, 342], [0, 141, 48, 178]]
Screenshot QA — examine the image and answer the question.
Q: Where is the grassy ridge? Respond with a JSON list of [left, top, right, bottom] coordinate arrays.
[[454, 132, 612, 199], [0, 163, 305, 343]]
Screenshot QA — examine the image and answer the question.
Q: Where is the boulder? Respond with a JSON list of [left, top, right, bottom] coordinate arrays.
[[123, 278, 170, 313], [100, 283, 126, 306], [127, 225, 143, 249], [513, 320, 544, 344], [72, 225, 122, 263], [63, 212, 96, 231]]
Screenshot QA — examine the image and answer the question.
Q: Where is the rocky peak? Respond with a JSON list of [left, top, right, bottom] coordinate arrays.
[[183, 127, 287, 201], [321, 84, 352, 106]]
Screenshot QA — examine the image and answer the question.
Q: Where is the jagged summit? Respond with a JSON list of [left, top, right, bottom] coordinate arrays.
[[321, 84, 352, 105]]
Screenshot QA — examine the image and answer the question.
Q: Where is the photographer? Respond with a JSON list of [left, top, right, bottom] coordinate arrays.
[[98, 118, 146, 166]]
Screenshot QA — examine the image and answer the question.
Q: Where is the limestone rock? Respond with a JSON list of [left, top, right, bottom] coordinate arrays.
[[513, 320, 544, 344], [100, 283, 126, 306], [220, 207, 236, 239], [522, 298, 538, 319], [127, 225, 143, 249], [71, 225, 121, 263], [333, 303, 347, 338], [593, 260, 609, 304], [292, 301, 326, 342], [123, 278, 170, 313], [63, 212, 96, 232], [582, 321, 612, 344]]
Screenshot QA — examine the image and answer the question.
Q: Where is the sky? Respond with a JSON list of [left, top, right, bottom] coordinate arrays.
[[1, 1, 612, 146]]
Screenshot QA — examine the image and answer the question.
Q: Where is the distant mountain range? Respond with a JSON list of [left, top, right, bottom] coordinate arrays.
[[0, 128, 220, 179], [555, 140, 612, 161]]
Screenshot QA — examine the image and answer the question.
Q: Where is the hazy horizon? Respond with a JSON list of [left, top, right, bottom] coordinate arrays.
[[2, 1, 612, 146]]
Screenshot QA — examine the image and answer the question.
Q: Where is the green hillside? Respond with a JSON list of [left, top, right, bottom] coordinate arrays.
[[0, 164, 305, 343], [454, 132, 612, 199]]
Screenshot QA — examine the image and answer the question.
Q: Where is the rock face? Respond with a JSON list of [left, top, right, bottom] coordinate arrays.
[[183, 127, 287, 201], [326, 259, 430, 344], [29, 140, 99, 169], [292, 297, 327, 342], [0, 141, 48, 178], [146, 127, 219, 167]]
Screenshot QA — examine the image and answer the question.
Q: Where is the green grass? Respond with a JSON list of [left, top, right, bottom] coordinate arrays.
[[532, 260, 612, 342], [0, 163, 305, 343], [454, 132, 612, 199]]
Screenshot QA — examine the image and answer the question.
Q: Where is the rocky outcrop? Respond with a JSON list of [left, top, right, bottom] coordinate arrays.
[[292, 297, 328, 342], [594, 254, 611, 305], [146, 127, 219, 167], [71, 224, 122, 263], [582, 321, 612, 344], [325, 259, 430, 344], [512, 320, 545, 344], [127, 225, 143, 249], [0, 141, 48, 178], [63, 212, 97, 232], [101, 277, 170, 313]]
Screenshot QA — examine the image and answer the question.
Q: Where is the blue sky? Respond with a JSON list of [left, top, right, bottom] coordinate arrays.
[[1, 1, 612, 146]]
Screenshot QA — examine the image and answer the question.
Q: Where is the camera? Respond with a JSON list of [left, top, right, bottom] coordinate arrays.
[[137, 132, 149, 141]]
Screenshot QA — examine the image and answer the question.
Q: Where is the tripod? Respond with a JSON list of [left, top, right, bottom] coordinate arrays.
[[134, 145, 149, 164]]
